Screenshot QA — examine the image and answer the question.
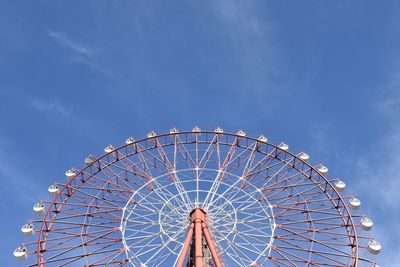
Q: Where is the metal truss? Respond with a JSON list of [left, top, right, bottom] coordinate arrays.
[[15, 129, 380, 266]]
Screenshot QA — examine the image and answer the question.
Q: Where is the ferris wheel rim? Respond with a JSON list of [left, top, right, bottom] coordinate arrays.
[[14, 128, 382, 266]]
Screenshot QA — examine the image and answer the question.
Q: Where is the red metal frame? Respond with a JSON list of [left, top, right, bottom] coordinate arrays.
[[16, 129, 379, 267]]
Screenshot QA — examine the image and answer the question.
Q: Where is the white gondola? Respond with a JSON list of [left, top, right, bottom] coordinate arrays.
[[21, 223, 34, 237], [258, 135, 268, 143], [192, 126, 201, 133], [125, 136, 135, 145], [349, 197, 361, 210], [48, 184, 60, 196], [65, 168, 76, 178], [236, 130, 246, 137], [367, 239, 381, 255], [84, 155, 96, 165], [170, 128, 179, 134], [318, 165, 328, 176], [104, 144, 115, 153], [33, 202, 45, 216], [279, 142, 289, 151], [334, 179, 346, 192], [361, 217, 373, 231], [13, 246, 28, 261], [299, 152, 309, 161], [215, 127, 224, 135], [147, 131, 157, 138]]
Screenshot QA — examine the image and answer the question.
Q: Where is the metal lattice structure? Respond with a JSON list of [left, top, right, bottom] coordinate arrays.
[[14, 128, 381, 266]]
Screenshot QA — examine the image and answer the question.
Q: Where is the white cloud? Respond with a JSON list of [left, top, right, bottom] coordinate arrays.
[[212, 0, 267, 36], [0, 138, 41, 208], [368, 71, 400, 205], [72, 56, 115, 78], [47, 30, 115, 78], [30, 98, 70, 116], [302, 84, 400, 266], [350, 73, 400, 266], [210, 0, 279, 85], [48, 30, 96, 56], [47, 30, 114, 78]]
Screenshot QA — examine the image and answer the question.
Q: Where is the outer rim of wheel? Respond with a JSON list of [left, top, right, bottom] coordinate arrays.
[[17, 129, 374, 266]]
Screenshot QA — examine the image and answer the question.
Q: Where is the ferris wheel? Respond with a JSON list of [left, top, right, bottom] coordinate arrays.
[[14, 128, 381, 266]]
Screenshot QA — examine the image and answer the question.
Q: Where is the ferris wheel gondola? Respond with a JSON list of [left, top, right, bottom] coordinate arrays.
[[14, 128, 381, 266]]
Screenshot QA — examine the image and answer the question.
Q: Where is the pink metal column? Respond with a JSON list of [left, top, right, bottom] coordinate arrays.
[[176, 209, 223, 267], [194, 217, 203, 267], [177, 223, 194, 267], [202, 222, 223, 267]]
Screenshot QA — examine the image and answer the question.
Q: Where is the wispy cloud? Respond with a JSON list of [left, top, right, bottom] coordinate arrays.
[[30, 98, 70, 116], [350, 71, 400, 266], [48, 30, 96, 56], [208, 0, 282, 116], [205, 0, 281, 124], [302, 79, 400, 265], [72, 56, 115, 78], [47, 30, 114, 78], [367, 95, 400, 207], [212, 0, 268, 38], [0, 137, 41, 208], [354, 133, 400, 266]]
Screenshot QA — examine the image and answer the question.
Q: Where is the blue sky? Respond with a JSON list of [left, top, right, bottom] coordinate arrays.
[[0, 0, 398, 266]]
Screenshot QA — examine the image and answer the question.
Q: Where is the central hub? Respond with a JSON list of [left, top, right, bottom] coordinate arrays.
[[190, 208, 207, 223], [120, 169, 276, 266]]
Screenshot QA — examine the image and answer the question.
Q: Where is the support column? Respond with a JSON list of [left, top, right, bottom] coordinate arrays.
[[202, 222, 223, 267], [177, 223, 194, 267], [176, 209, 223, 267], [194, 218, 203, 267]]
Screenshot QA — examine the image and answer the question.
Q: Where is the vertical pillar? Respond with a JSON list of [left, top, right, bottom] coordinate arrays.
[[194, 218, 203, 267], [178, 209, 223, 267], [177, 223, 194, 267], [202, 223, 223, 267]]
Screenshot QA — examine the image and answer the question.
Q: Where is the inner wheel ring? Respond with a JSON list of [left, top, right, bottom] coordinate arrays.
[[121, 168, 276, 266], [17, 129, 369, 267]]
